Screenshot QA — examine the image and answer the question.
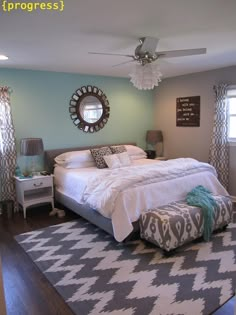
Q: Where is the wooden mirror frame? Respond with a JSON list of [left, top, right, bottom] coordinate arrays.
[[69, 85, 110, 133]]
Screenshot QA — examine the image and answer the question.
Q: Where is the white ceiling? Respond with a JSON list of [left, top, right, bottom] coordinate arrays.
[[1, 0, 236, 79]]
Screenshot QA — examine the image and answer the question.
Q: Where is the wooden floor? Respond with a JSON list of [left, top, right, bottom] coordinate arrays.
[[0, 205, 235, 315]]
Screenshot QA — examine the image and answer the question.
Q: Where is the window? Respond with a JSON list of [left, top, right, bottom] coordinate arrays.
[[82, 103, 103, 123], [227, 89, 236, 140]]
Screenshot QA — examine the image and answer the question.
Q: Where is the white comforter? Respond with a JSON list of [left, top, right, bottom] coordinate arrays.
[[80, 158, 227, 241]]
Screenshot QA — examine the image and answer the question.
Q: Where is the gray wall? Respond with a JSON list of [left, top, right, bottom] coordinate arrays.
[[154, 66, 236, 197]]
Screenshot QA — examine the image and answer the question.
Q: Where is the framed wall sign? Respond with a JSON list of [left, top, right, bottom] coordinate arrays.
[[176, 96, 200, 127]]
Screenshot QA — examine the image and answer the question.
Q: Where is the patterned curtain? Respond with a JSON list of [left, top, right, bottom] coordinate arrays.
[[0, 86, 17, 209], [209, 84, 229, 189]]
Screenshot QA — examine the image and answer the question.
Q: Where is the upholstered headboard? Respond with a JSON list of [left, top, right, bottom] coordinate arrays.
[[44, 142, 136, 174]]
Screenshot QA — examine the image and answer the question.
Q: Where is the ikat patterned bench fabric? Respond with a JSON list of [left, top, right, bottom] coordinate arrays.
[[140, 195, 233, 252]]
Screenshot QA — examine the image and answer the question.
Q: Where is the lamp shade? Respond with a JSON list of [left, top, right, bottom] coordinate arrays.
[[20, 138, 44, 156], [146, 130, 163, 145]]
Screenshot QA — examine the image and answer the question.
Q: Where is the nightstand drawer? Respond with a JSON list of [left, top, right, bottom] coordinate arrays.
[[21, 177, 52, 190]]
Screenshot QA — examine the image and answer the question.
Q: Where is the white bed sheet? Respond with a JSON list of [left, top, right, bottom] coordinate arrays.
[[54, 159, 228, 242]]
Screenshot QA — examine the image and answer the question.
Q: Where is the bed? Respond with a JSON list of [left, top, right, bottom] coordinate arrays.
[[45, 143, 228, 242]]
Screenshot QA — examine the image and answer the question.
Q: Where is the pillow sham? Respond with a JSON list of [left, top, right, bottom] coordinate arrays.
[[118, 152, 132, 166], [130, 154, 147, 160], [90, 146, 113, 169], [110, 145, 126, 154], [124, 145, 146, 157], [104, 152, 131, 169], [55, 150, 94, 164], [103, 154, 121, 169], [55, 160, 96, 169]]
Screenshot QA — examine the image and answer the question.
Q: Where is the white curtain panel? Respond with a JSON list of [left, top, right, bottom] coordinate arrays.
[[209, 84, 229, 189], [0, 87, 17, 208]]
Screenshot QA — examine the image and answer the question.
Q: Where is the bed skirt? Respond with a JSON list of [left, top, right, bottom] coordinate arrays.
[[55, 190, 140, 241]]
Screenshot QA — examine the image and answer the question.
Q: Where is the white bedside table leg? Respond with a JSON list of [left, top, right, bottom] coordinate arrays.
[[51, 199, 55, 210], [23, 206, 27, 219]]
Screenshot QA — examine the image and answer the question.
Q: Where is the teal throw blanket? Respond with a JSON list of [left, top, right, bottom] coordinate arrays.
[[186, 185, 217, 241]]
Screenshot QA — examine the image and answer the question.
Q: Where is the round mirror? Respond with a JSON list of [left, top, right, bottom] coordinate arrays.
[[79, 95, 103, 123], [69, 86, 110, 133]]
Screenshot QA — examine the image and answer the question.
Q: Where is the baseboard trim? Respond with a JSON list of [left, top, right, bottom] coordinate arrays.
[[230, 196, 236, 203]]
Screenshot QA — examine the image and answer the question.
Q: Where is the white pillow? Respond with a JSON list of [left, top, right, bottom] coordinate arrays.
[[104, 152, 132, 169], [103, 154, 121, 169], [130, 154, 147, 160], [55, 150, 96, 168], [55, 150, 94, 163], [118, 152, 132, 166], [124, 145, 146, 157], [56, 160, 96, 169]]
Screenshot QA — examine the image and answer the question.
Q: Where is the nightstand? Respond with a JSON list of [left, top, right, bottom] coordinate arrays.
[[15, 175, 54, 219], [155, 157, 168, 161]]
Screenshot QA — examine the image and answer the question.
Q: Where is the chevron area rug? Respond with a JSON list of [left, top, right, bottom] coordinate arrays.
[[15, 219, 236, 315]]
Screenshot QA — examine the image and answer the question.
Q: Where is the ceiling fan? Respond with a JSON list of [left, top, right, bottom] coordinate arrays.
[[89, 37, 207, 67]]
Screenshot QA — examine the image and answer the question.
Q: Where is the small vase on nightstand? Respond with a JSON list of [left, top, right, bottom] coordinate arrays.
[[15, 165, 22, 177]]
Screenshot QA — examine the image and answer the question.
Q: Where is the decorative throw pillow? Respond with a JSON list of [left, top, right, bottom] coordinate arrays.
[[104, 152, 132, 169], [118, 152, 131, 166], [110, 145, 126, 154], [90, 146, 112, 169], [103, 154, 121, 169]]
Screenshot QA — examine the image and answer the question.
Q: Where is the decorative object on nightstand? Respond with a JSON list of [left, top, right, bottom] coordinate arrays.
[[15, 164, 22, 177], [49, 207, 65, 218], [20, 138, 44, 176], [146, 130, 164, 159], [15, 175, 54, 219]]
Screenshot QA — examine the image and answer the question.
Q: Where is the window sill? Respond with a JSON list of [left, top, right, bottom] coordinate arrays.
[[228, 140, 236, 146]]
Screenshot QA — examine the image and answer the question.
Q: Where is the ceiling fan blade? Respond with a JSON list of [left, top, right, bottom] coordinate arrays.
[[157, 48, 206, 59], [88, 52, 134, 58], [139, 37, 159, 54], [112, 59, 136, 67]]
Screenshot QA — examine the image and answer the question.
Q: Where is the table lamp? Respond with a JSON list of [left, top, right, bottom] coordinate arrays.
[[146, 130, 163, 158], [20, 138, 44, 176]]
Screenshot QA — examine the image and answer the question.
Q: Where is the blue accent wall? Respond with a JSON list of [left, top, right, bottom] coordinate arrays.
[[0, 68, 154, 153]]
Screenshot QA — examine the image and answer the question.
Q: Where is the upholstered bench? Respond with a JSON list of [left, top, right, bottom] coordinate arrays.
[[140, 195, 233, 253]]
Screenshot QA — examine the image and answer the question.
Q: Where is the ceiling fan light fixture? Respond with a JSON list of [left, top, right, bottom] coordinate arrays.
[[0, 54, 8, 60], [129, 63, 162, 90]]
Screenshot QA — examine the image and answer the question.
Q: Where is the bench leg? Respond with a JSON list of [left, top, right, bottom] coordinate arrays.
[[163, 249, 176, 257], [222, 224, 228, 231], [213, 224, 229, 234]]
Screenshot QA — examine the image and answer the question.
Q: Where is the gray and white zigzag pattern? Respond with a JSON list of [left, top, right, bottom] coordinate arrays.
[[16, 219, 236, 315]]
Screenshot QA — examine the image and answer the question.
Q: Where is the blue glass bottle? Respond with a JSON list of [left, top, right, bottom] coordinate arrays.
[[15, 165, 22, 177]]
